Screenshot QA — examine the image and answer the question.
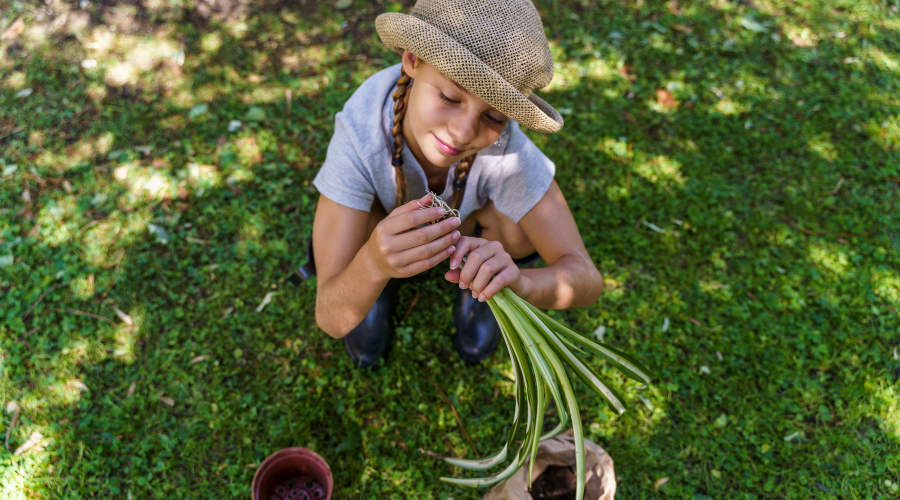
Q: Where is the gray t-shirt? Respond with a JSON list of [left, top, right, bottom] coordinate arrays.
[[312, 63, 556, 223]]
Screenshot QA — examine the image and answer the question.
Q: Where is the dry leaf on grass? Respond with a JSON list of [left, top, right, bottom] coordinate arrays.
[[618, 65, 637, 82], [255, 292, 275, 313], [114, 308, 133, 325], [159, 394, 175, 407], [654, 477, 670, 490], [792, 36, 816, 48], [13, 431, 43, 456], [68, 380, 89, 392], [666, 0, 683, 15], [656, 89, 679, 109], [190, 355, 210, 364], [2, 18, 25, 41], [127, 382, 136, 397]]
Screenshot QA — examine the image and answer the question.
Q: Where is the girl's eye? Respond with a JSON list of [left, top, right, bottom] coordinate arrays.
[[438, 91, 460, 105], [439, 91, 504, 125]]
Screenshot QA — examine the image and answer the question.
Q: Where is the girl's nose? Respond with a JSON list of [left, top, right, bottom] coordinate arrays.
[[447, 113, 479, 147]]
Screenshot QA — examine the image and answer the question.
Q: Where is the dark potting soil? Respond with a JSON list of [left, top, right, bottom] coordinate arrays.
[[527, 465, 578, 500], [270, 475, 325, 500]]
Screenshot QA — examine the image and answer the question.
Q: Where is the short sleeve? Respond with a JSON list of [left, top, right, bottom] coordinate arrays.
[[312, 115, 377, 212], [484, 124, 556, 223]]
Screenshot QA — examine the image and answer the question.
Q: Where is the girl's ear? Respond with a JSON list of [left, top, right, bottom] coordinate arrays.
[[401, 50, 419, 79]]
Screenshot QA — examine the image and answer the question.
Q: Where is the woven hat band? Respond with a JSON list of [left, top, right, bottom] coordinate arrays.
[[409, 0, 554, 94]]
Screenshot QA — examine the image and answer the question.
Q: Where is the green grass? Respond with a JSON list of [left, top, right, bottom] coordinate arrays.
[[1, 0, 899, 498]]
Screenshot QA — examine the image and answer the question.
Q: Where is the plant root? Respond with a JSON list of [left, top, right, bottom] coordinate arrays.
[[417, 191, 459, 224]]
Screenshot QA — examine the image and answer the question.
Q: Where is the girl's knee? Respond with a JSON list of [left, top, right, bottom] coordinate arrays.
[[475, 201, 535, 258]]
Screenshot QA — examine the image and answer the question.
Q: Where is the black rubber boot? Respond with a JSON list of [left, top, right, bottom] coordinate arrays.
[[453, 286, 501, 363], [289, 238, 399, 370], [343, 278, 401, 369], [453, 224, 541, 363]]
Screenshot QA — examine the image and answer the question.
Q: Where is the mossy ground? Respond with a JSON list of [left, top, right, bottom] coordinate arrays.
[[1, 0, 899, 498]]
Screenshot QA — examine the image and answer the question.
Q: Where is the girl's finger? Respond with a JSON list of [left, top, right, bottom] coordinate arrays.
[[402, 243, 455, 276], [385, 206, 447, 235], [395, 229, 460, 267], [477, 267, 518, 302], [468, 256, 507, 296], [448, 236, 483, 270], [389, 193, 434, 216], [396, 216, 460, 251], [444, 268, 462, 283], [458, 242, 498, 288]]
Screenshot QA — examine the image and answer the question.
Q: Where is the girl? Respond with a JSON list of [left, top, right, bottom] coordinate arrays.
[[309, 0, 604, 368]]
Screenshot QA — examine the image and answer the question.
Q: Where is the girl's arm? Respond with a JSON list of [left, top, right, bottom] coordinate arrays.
[[515, 181, 604, 308], [445, 181, 604, 310], [313, 193, 461, 338]]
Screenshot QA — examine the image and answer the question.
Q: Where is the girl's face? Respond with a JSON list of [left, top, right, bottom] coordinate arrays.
[[401, 51, 509, 170]]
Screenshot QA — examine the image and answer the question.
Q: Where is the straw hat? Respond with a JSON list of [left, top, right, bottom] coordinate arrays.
[[375, 0, 564, 134]]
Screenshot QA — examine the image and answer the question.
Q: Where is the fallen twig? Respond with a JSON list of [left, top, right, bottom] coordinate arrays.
[[23, 280, 71, 319], [4, 402, 20, 451], [0, 125, 24, 142], [780, 213, 871, 238], [400, 288, 421, 324], [101, 249, 126, 268], [418, 447, 446, 460], [428, 377, 480, 458], [824, 177, 845, 195], [14, 327, 39, 342], [44, 308, 119, 327]]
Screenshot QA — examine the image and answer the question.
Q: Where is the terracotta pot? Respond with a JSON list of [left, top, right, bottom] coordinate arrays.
[[251, 447, 333, 500]]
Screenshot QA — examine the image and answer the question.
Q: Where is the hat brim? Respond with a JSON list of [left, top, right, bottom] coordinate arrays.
[[375, 12, 564, 134]]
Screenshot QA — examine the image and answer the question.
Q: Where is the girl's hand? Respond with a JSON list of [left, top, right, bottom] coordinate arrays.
[[444, 237, 524, 302], [365, 193, 462, 279]]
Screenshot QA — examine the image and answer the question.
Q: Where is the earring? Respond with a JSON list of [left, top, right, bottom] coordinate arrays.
[[493, 126, 508, 147]]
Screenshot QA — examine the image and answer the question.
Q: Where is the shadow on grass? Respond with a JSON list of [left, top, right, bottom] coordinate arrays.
[[1, 0, 898, 498]]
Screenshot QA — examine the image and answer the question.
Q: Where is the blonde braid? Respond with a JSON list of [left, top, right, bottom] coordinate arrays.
[[450, 153, 476, 210], [391, 71, 413, 209]]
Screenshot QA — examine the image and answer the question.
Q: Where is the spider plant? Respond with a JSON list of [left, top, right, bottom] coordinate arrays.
[[430, 288, 652, 500]]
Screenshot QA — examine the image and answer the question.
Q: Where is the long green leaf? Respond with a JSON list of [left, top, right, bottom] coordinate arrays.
[[496, 292, 569, 439], [524, 300, 653, 384], [439, 448, 525, 487], [491, 301, 535, 450], [528, 374, 545, 487], [435, 444, 509, 471], [495, 293, 563, 422], [528, 309, 628, 414], [495, 296, 555, 484], [493, 304, 526, 453], [515, 304, 585, 500], [498, 292, 583, 495]]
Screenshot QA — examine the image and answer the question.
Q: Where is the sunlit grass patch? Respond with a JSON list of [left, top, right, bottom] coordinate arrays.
[[872, 269, 900, 303], [632, 155, 687, 187], [808, 242, 851, 275]]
